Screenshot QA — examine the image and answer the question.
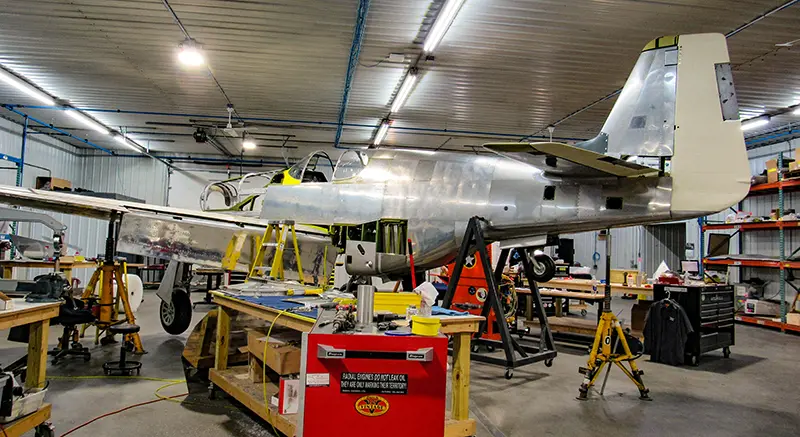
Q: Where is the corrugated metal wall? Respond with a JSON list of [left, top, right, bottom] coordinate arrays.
[[642, 223, 686, 277], [0, 120, 170, 284]]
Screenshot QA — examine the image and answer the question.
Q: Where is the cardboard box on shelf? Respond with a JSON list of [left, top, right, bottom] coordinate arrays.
[[247, 327, 301, 376], [791, 149, 800, 172], [35, 176, 72, 190], [766, 159, 779, 183]]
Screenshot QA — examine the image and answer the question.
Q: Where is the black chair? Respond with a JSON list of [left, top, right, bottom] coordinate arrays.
[[103, 323, 142, 376], [50, 296, 96, 364]]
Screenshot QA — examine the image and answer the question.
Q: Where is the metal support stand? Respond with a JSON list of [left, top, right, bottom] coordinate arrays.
[[577, 231, 649, 400], [80, 212, 145, 353], [442, 217, 557, 379]]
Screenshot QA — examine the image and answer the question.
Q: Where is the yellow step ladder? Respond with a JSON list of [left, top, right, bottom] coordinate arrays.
[[249, 220, 303, 282]]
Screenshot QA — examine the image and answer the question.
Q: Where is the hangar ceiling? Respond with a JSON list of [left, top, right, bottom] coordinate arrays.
[[0, 0, 798, 162]]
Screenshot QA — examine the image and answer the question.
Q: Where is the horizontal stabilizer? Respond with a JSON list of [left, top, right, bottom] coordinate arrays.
[[484, 142, 659, 178]]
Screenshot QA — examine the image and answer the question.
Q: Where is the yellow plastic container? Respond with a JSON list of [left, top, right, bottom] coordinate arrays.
[[374, 292, 421, 315], [411, 315, 441, 337]]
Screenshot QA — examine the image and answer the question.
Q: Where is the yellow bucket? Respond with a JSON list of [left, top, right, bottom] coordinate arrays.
[[411, 316, 441, 337]]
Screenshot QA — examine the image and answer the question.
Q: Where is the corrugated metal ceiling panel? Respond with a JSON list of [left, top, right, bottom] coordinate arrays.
[[0, 0, 796, 156]]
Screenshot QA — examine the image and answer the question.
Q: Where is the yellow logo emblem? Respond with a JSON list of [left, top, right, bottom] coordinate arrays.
[[354, 395, 390, 417]]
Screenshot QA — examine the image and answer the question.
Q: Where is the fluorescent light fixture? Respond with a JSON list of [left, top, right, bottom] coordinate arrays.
[[178, 39, 205, 67], [114, 134, 142, 152], [373, 120, 391, 146], [423, 0, 466, 53], [390, 72, 418, 113], [65, 109, 110, 135], [793, 106, 800, 116], [741, 115, 770, 131], [0, 68, 56, 105], [242, 139, 256, 150]]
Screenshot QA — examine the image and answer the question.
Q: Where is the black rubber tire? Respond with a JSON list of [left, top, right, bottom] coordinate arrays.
[[160, 288, 193, 335], [504, 369, 513, 380], [723, 347, 731, 358], [486, 345, 495, 353], [544, 359, 554, 367], [530, 253, 556, 282]]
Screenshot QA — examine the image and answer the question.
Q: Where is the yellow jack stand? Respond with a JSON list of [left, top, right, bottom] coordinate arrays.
[[79, 214, 144, 354], [577, 230, 650, 401], [577, 311, 649, 400], [81, 261, 144, 353]]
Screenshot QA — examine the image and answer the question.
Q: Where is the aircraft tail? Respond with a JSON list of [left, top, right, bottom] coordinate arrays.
[[578, 33, 750, 216]]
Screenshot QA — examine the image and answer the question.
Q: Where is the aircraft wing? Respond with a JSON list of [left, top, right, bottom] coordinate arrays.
[[0, 185, 334, 282], [483, 142, 659, 178]]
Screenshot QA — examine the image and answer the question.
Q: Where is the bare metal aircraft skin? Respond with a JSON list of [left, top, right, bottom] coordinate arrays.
[[0, 33, 749, 277]]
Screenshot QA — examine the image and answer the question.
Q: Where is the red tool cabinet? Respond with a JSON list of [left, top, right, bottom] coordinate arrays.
[[299, 332, 447, 437]]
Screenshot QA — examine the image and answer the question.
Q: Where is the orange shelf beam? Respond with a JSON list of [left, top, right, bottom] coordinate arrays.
[[702, 258, 800, 269], [735, 315, 800, 333], [748, 178, 800, 196], [702, 221, 800, 231]]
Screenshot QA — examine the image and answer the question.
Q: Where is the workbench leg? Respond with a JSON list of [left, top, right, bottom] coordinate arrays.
[[215, 306, 232, 370], [2, 266, 12, 279], [555, 297, 563, 317], [26, 319, 50, 389], [62, 267, 73, 283], [452, 332, 471, 421]]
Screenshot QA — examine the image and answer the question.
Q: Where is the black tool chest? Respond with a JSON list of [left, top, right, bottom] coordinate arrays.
[[653, 284, 735, 365]]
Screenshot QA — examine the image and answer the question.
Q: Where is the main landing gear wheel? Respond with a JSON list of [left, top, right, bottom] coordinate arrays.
[[529, 253, 556, 282], [160, 288, 192, 335]]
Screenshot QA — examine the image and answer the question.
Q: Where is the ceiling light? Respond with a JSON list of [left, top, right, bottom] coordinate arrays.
[[0, 67, 56, 105], [178, 39, 205, 67], [373, 120, 391, 146], [114, 135, 142, 152], [423, 0, 466, 53], [65, 109, 110, 135], [793, 106, 800, 116], [242, 139, 256, 150], [741, 115, 770, 131], [390, 72, 418, 113]]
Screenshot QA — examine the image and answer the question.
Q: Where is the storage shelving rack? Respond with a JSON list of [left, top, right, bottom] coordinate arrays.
[[701, 153, 800, 333]]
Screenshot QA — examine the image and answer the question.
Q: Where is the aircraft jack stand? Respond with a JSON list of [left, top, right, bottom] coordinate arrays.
[[442, 216, 557, 379], [577, 311, 650, 401], [80, 213, 145, 354], [577, 230, 649, 401]]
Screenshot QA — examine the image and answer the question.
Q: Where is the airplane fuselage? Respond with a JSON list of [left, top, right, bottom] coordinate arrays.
[[260, 150, 678, 271]]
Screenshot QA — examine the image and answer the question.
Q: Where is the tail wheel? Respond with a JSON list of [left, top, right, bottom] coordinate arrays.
[[529, 253, 556, 282]]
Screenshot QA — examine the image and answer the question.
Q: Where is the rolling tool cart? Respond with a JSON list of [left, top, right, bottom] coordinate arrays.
[[653, 284, 735, 365]]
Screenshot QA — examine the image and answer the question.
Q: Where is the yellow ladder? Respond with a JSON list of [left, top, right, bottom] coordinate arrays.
[[249, 220, 304, 281]]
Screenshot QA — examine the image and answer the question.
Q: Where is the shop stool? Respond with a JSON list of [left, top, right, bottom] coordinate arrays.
[[102, 323, 142, 376]]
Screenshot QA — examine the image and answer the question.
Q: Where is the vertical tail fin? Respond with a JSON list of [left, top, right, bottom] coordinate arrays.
[[579, 33, 750, 215]]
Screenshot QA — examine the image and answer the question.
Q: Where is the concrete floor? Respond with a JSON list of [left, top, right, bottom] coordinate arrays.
[[2, 290, 800, 437]]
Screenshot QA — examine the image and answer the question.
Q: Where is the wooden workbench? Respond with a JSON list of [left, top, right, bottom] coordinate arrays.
[[0, 260, 144, 282], [0, 299, 60, 436], [536, 279, 654, 297], [208, 291, 481, 437]]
